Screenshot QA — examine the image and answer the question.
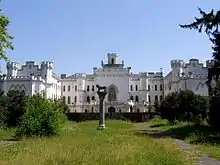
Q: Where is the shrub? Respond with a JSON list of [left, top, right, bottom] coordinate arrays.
[[160, 91, 208, 123], [209, 95, 220, 131], [15, 94, 65, 138], [160, 92, 179, 123], [4, 90, 27, 127]]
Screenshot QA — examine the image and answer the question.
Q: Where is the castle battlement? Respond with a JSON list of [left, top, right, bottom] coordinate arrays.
[[0, 75, 45, 82]]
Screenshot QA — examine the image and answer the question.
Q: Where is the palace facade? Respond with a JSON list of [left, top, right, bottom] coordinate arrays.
[[0, 53, 213, 113]]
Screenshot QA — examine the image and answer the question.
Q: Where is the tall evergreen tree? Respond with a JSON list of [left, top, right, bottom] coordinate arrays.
[[180, 8, 220, 96]]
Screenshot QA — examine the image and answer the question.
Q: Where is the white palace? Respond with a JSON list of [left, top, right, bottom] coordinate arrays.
[[0, 53, 214, 113]]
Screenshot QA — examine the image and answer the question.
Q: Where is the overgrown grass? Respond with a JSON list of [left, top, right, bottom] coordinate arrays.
[[147, 118, 220, 159], [0, 120, 197, 165]]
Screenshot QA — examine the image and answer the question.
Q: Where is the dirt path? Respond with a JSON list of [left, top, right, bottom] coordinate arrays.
[[134, 123, 220, 165]]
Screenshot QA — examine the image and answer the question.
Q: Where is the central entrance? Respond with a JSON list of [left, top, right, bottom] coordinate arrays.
[[108, 106, 116, 117]]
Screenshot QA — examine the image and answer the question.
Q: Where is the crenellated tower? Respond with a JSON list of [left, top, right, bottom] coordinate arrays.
[[170, 60, 184, 81], [6, 61, 19, 77], [40, 61, 53, 84]]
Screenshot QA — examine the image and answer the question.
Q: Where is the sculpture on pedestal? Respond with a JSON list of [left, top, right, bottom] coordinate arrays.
[[96, 85, 107, 130]]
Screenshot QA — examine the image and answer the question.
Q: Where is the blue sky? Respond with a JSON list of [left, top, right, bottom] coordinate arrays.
[[1, 0, 220, 75]]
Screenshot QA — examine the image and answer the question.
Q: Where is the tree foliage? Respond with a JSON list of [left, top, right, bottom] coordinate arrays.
[[15, 94, 66, 138], [180, 8, 220, 96], [0, 8, 13, 60], [160, 91, 208, 123]]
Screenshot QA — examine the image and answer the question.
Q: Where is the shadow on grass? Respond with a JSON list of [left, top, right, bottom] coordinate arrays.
[[135, 124, 220, 145]]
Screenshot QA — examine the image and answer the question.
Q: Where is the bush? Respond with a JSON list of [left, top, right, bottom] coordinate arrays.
[[15, 94, 65, 138], [209, 95, 220, 131], [4, 90, 27, 127], [160, 91, 208, 123]]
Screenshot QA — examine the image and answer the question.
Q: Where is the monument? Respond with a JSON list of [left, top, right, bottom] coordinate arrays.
[[96, 84, 107, 130]]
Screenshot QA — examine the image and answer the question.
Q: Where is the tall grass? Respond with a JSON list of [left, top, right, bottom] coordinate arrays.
[[0, 120, 196, 165]]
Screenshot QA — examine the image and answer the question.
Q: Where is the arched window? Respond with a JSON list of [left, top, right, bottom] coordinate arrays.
[[63, 96, 66, 104], [155, 85, 157, 91], [87, 96, 90, 103], [87, 85, 90, 91], [155, 95, 158, 102], [75, 85, 77, 91], [108, 87, 116, 102], [135, 95, 139, 102], [130, 95, 133, 100], [135, 85, 138, 91], [85, 109, 88, 113], [68, 96, 71, 104], [111, 58, 115, 64], [130, 85, 133, 91], [91, 96, 95, 101], [74, 96, 77, 103]]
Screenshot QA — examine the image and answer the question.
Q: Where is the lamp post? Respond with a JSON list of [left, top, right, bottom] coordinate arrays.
[[96, 85, 107, 130]]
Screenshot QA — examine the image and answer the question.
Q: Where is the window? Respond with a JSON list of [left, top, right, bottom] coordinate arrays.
[[119, 109, 122, 113], [135, 95, 139, 102], [155, 85, 157, 91], [75, 85, 77, 91], [92, 85, 95, 91], [155, 95, 158, 102], [68, 96, 71, 104], [28, 65, 32, 69], [108, 87, 116, 102], [130, 95, 133, 100], [148, 96, 151, 103], [148, 85, 150, 91], [160, 95, 163, 101], [68, 85, 71, 92], [85, 109, 88, 113], [137, 109, 140, 113], [92, 96, 95, 101], [63, 86, 65, 92], [130, 85, 133, 91], [63, 96, 66, 104], [160, 84, 163, 91], [74, 96, 77, 103], [91, 106, 94, 112], [135, 85, 138, 91], [87, 85, 90, 91], [87, 96, 90, 103]]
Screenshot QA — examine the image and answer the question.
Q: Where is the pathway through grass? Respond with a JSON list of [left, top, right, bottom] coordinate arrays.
[[0, 120, 197, 165]]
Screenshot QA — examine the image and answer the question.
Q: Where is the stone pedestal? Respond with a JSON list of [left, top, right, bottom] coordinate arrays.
[[96, 85, 107, 130]]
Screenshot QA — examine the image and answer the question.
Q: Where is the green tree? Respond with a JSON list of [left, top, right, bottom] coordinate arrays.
[[0, 7, 13, 61], [179, 8, 220, 96]]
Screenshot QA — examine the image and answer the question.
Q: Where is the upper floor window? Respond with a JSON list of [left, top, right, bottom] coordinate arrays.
[[148, 96, 151, 103], [160, 95, 163, 101], [68, 85, 71, 92], [160, 84, 163, 91], [155, 85, 157, 91], [135, 95, 139, 102], [28, 65, 32, 69], [75, 85, 77, 92], [155, 95, 158, 102], [74, 96, 77, 103], [67, 96, 71, 104], [87, 96, 90, 103], [63, 96, 66, 104], [148, 85, 150, 91], [63, 85, 65, 92], [130, 85, 133, 91], [108, 87, 116, 102], [87, 85, 90, 91], [92, 85, 95, 91], [92, 96, 95, 101], [135, 85, 138, 91], [130, 95, 133, 100]]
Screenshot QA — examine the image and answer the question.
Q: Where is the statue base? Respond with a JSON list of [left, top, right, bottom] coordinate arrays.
[[97, 124, 105, 130]]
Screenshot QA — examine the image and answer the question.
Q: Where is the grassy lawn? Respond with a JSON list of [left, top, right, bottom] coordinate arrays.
[[0, 120, 197, 165], [146, 118, 220, 159]]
